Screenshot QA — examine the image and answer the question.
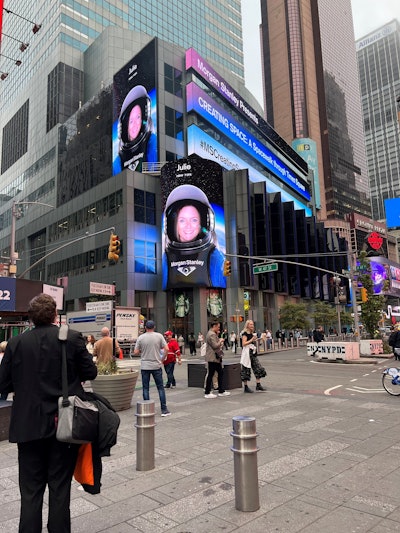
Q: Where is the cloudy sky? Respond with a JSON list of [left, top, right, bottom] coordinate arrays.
[[241, 0, 400, 106]]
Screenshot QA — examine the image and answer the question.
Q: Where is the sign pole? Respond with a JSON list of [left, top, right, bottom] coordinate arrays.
[[112, 281, 116, 358]]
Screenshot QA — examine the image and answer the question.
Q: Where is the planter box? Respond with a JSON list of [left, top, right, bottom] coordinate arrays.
[[187, 362, 241, 390], [0, 400, 12, 442], [91, 370, 139, 411]]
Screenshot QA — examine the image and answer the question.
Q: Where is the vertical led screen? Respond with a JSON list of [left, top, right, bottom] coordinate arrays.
[[384, 198, 400, 229], [161, 156, 226, 290], [112, 39, 158, 174]]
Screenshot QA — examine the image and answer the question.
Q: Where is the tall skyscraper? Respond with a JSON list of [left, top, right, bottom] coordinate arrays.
[[0, 1, 245, 190], [0, 1, 244, 109], [260, 0, 371, 221], [356, 20, 400, 221]]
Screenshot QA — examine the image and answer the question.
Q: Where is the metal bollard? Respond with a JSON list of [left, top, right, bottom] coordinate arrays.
[[135, 400, 155, 471], [230, 416, 260, 512]]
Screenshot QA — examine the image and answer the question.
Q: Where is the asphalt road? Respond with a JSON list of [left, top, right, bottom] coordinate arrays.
[[246, 347, 396, 401], [119, 345, 398, 402]]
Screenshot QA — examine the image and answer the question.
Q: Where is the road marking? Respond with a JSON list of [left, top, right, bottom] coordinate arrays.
[[324, 385, 342, 395], [350, 379, 357, 382], [345, 386, 384, 394]]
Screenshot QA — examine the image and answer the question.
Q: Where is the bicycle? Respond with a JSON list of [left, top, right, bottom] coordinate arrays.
[[382, 367, 400, 396]]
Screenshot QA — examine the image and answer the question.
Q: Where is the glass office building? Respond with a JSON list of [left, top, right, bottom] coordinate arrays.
[[356, 20, 400, 221], [260, 0, 371, 221]]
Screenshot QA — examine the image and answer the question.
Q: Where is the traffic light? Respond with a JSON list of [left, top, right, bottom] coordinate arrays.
[[223, 260, 231, 276], [108, 233, 120, 262], [360, 287, 368, 302]]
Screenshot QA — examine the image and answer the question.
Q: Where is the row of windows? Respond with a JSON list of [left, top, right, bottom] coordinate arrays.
[[47, 235, 158, 280], [48, 189, 123, 242], [0, 148, 56, 211], [43, 187, 158, 280], [47, 243, 114, 282]]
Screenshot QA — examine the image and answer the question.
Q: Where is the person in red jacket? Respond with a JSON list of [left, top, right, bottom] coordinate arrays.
[[163, 331, 182, 388]]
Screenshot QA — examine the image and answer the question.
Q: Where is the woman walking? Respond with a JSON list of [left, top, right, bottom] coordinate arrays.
[[240, 320, 267, 393]]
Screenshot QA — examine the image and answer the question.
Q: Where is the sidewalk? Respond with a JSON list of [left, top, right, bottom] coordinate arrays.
[[1, 353, 400, 532]]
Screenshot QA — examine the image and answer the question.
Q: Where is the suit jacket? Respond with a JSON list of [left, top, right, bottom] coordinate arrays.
[[0, 324, 97, 443]]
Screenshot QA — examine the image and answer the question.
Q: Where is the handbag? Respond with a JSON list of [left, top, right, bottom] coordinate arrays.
[[56, 325, 99, 444], [215, 348, 224, 361]]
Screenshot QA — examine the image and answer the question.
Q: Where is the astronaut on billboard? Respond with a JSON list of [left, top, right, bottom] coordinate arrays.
[[115, 85, 157, 173], [162, 184, 226, 289]]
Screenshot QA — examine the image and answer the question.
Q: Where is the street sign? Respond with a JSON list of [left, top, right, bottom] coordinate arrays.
[[89, 281, 115, 295], [253, 263, 278, 274], [86, 300, 113, 313]]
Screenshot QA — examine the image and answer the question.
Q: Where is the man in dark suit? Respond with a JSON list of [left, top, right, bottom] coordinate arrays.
[[0, 293, 97, 533]]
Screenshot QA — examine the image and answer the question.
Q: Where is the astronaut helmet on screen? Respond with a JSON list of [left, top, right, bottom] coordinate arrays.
[[164, 184, 216, 254], [118, 85, 152, 169]]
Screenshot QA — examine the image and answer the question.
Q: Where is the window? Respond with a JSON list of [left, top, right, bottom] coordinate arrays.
[[134, 189, 156, 225], [164, 63, 182, 97], [165, 107, 183, 141], [134, 240, 156, 274], [1, 100, 29, 173]]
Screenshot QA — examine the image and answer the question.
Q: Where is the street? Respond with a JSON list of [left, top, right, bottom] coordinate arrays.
[[119, 345, 397, 401]]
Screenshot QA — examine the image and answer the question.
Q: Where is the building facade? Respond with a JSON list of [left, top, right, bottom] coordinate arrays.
[[356, 20, 400, 222], [260, 0, 371, 222], [0, 20, 355, 337]]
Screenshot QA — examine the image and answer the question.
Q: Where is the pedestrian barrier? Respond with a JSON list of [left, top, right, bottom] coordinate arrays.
[[230, 415, 260, 512], [135, 400, 155, 471]]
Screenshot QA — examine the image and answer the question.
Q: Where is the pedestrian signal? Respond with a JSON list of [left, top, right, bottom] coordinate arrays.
[[108, 233, 120, 262]]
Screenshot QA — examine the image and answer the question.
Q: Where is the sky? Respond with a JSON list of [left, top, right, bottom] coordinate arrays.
[[241, 0, 400, 107]]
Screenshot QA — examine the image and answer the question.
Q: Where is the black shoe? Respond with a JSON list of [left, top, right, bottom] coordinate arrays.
[[165, 384, 171, 388], [256, 383, 266, 392], [244, 385, 253, 393]]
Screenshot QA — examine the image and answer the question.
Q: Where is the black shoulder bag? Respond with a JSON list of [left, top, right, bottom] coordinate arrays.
[[56, 325, 99, 444]]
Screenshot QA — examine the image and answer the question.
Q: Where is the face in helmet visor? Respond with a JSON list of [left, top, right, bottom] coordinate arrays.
[[176, 205, 202, 243], [119, 96, 150, 152]]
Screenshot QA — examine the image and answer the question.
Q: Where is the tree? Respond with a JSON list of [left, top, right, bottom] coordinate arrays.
[[278, 302, 309, 331], [357, 251, 388, 338], [340, 309, 354, 331], [312, 302, 338, 331]]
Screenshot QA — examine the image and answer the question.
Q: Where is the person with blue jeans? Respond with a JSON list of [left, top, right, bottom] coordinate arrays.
[[134, 320, 171, 417]]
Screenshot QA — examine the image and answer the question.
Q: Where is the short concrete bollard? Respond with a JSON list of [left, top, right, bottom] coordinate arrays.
[[230, 415, 260, 512], [135, 400, 155, 471]]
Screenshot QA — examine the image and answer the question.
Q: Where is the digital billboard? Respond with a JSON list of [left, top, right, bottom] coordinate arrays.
[[292, 138, 320, 208], [112, 39, 158, 174], [185, 48, 308, 175], [187, 124, 312, 215], [384, 198, 400, 229], [160, 156, 226, 290], [186, 83, 310, 201]]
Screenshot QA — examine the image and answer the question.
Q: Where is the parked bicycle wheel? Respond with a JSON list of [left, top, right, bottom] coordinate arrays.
[[382, 368, 400, 396]]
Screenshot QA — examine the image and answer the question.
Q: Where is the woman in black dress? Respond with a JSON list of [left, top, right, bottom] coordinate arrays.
[[240, 320, 267, 393]]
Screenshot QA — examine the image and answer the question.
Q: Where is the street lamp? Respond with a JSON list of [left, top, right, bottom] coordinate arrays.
[[3, 8, 42, 34], [10, 201, 54, 277]]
